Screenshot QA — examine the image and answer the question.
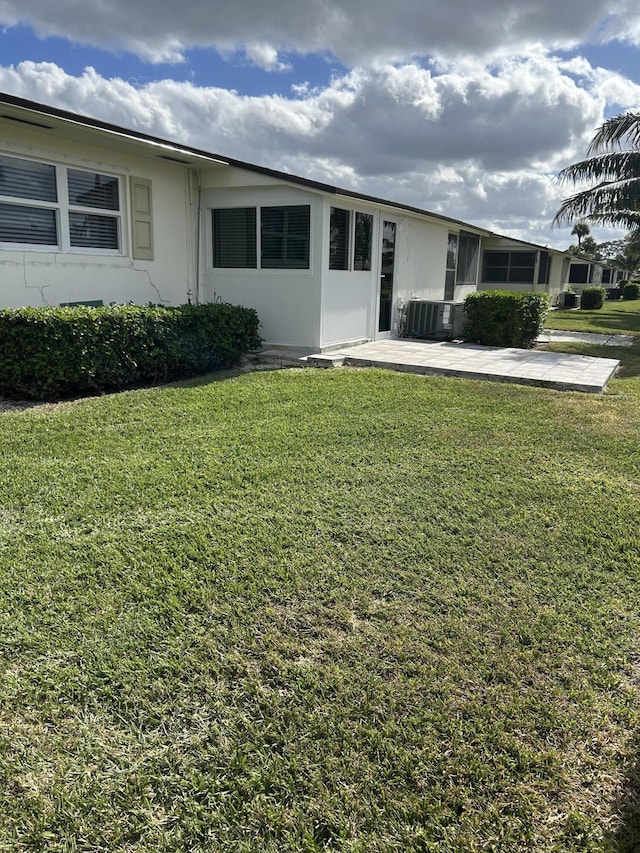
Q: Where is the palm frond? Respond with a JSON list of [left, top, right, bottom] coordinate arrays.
[[555, 112, 640, 231], [588, 112, 640, 154], [558, 152, 640, 185], [553, 177, 640, 228]]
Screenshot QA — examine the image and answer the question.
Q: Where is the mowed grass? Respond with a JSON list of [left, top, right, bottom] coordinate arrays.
[[547, 299, 640, 336], [1, 366, 640, 851]]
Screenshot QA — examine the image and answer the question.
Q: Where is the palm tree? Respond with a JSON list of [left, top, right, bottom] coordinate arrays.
[[571, 221, 590, 247], [554, 112, 640, 235]]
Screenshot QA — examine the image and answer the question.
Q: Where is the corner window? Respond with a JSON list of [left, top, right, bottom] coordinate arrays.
[[329, 207, 350, 270], [0, 153, 122, 252], [261, 205, 310, 269], [212, 207, 257, 268], [445, 233, 458, 298], [211, 204, 311, 270], [353, 212, 373, 271], [456, 232, 479, 286], [537, 251, 551, 285]]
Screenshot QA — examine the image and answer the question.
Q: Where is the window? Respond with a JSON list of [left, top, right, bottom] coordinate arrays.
[[328, 209, 373, 271], [482, 251, 537, 284], [353, 212, 373, 271], [537, 251, 551, 285], [67, 169, 120, 250], [0, 153, 122, 252], [568, 262, 590, 284], [329, 207, 350, 270], [212, 207, 257, 268], [601, 267, 613, 284], [456, 232, 479, 285], [445, 233, 458, 299], [211, 204, 311, 270], [261, 205, 310, 269]]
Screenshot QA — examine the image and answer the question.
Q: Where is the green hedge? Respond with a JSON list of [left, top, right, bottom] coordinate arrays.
[[0, 302, 262, 401], [623, 282, 640, 300], [462, 291, 549, 348], [580, 286, 605, 310]]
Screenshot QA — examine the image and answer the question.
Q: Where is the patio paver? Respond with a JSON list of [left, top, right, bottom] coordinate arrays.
[[306, 339, 620, 393]]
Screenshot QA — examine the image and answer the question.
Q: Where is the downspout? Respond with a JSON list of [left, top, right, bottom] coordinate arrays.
[[186, 168, 203, 305], [194, 170, 202, 305]]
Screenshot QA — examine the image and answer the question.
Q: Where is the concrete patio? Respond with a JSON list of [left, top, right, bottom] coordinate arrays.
[[306, 340, 620, 393], [252, 331, 629, 393]]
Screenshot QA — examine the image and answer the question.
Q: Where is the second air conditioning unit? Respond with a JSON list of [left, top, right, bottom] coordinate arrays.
[[557, 291, 581, 308]]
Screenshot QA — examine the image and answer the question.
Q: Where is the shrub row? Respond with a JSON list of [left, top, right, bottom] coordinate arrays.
[[623, 281, 640, 300], [463, 291, 549, 348], [0, 302, 262, 401]]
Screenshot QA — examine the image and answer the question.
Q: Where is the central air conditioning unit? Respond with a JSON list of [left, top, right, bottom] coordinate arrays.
[[557, 291, 581, 308], [403, 300, 466, 341]]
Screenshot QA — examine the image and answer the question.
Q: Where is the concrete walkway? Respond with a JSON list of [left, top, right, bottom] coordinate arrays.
[[538, 329, 636, 348]]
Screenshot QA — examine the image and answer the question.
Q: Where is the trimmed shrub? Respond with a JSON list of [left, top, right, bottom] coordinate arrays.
[[0, 302, 262, 401], [462, 291, 549, 348], [622, 281, 640, 300], [580, 286, 605, 310]]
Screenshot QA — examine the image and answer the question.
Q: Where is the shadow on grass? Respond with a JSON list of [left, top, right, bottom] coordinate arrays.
[[605, 733, 640, 852], [550, 304, 640, 336], [579, 313, 640, 335], [541, 341, 640, 379]]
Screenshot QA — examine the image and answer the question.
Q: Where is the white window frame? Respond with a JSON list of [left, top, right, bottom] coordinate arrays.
[[0, 151, 124, 255], [327, 206, 374, 272], [210, 203, 312, 272]]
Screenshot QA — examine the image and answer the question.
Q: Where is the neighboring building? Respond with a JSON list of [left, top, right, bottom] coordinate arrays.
[[0, 92, 570, 349], [478, 235, 569, 300], [566, 259, 632, 290]]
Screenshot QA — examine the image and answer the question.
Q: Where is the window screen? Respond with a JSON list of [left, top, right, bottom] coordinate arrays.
[[0, 154, 57, 202], [353, 212, 373, 271], [0, 202, 57, 245], [456, 232, 479, 285], [329, 207, 350, 270], [261, 205, 310, 269], [212, 207, 257, 268], [69, 213, 119, 249], [483, 251, 536, 284], [68, 169, 119, 210]]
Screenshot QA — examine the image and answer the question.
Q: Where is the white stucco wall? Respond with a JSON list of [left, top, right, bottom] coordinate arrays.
[[0, 124, 193, 308], [201, 183, 323, 348], [395, 216, 450, 302], [321, 269, 374, 346]]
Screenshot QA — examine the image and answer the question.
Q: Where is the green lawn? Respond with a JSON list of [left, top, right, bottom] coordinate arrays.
[[1, 365, 640, 851], [547, 298, 640, 336]]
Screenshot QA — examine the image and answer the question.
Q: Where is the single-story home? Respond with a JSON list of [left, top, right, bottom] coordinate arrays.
[[566, 259, 632, 290], [0, 92, 572, 350]]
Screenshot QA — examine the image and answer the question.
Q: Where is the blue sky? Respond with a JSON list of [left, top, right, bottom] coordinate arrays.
[[0, 1, 639, 248], [0, 25, 347, 96]]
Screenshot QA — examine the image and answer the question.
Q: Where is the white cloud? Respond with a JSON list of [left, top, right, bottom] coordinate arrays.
[[244, 43, 291, 72], [0, 51, 628, 248], [0, 1, 640, 66]]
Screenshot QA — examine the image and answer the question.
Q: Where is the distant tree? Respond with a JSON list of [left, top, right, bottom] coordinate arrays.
[[554, 112, 640, 237], [580, 236, 599, 258], [571, 221, 590, 247], [597, 235, 640, 270]]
